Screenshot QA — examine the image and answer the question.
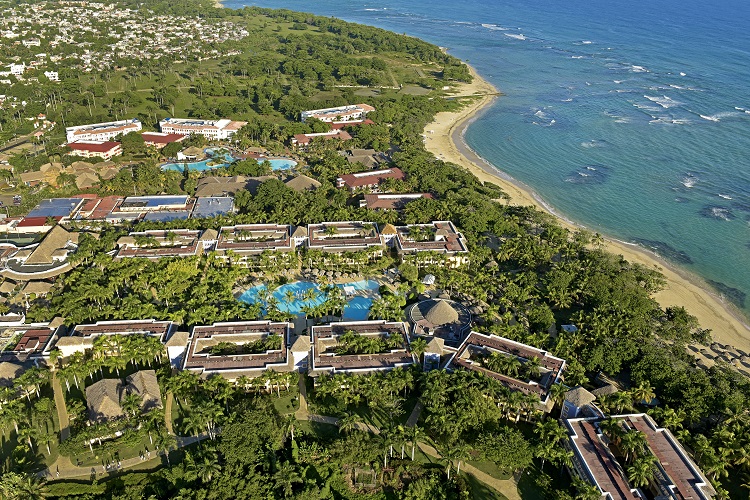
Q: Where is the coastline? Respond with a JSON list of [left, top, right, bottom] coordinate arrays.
[[425, 65, 750, 353], [213, 0, 223, 8]]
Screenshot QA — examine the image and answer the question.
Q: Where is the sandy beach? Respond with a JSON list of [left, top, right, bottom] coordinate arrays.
[[424, 66, 750, 353]]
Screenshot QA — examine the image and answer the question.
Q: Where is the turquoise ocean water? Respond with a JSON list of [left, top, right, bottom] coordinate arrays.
[[227, 0, 750, 317]]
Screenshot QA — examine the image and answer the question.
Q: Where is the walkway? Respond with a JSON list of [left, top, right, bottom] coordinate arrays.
[[38, 434, 205, 480], [51, 373, 70, 441], [406, 402, 423, 427], [164, 392, 174, 435], [417, 442, 521, 500]]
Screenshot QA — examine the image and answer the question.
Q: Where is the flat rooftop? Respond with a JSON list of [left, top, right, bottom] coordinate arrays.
[[184, 321, 291, 374], [395, 221, 468, 254], [447, 331, 566, 401], [307, 222, 382, 250], [27, 198, 84, 218], [311, 321, 413, 374], [216, 224, 293, 253], [192, 197, 234, 218], [115, 229, 201, 259], [118, 195, 189, 211]]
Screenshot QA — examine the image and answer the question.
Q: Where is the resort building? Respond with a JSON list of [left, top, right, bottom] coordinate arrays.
[[359, 193, 433, 210], [141, 132, 187, 148], [407, 298, 472, 347], [300, 104, 375, 123], [307, 222, 385, 256], [291, 130, 351, 149], [114, 229, 207, 260], [310, 321, 414, 377], [47, 319, 176, 358], [192, 196, 234, 218], [182, 321, 293, 380], [0, 325, 58, 362], [392, 221, 469, 267], [564, 413, 716, 500], [4, 225, 79, 278], [67, 140, 122, 160], [159, 118, 247, 140], [116, 195, 189, 213], [65, 118, 142, 143], [336, 168, 406, 192], [214, 224, 296, 266], [445, 331, 566, 410], [86, 370, 162, 423]]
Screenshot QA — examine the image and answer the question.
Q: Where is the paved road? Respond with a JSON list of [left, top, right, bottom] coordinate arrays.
[[51, 373, 70, 441]]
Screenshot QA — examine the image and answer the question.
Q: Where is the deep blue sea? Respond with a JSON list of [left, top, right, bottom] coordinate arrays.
[[227, 0, 750, 317]]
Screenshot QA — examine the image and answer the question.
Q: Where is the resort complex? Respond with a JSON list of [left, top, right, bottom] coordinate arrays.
[[65, 119, 142, 143], [158, 118, 247, 140], [300, 104, 375, 123]]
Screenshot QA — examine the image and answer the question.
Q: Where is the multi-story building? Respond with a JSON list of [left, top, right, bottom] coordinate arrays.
[[214, 224, 296, 266], [390, 221, 469, 267], [141, 132, 186, 148], [46, 319, 177, 358], [336, 168, 405, 192], [65, 118, 141, 143], [300, 104, 375, 123], [67, 140, 122, 160], [359, 193, 434, 210], [159, 118, 246, 140], [307, 222, 385, 256], [310, 321, 414, 377], [114, 229, 209, 260]]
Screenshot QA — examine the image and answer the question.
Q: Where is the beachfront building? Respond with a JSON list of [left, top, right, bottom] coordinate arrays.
[[159, 118, 247, 140], [114, 229, 208, 260], [309, 320, 414, 377], [306, 222, 385, 259], [182, 321, 293, 381], [359, 193, 434, 210], [564, 413, 716, 500], [391, 221, 469, 268], [65, 118, 141, 143], [141, 132, 187, 148], [214, 224, 296, 267], [300, 104, 375, 123], [66, 140, 122, 160], [47, 319, 177, 358], [291, 130, 351, 150], [445, 331, 566, 412], [336, 168, 405, 192]]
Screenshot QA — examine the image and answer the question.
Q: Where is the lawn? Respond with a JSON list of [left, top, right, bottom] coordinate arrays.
[[465, 472, 510, 500]]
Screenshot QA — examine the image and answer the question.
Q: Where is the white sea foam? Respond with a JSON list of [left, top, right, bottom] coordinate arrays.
[[711, 208, 733, 221], [630, 65, 649, 73], [699, 112, 741, 122], [505, 33, 526, 40], [581, 141, 600, 148], [682, 176, 697, 188], [613, 80, 623, 84], [680, 72, 687, 76], [482, 23, 509, 31], [581, 40, 592, 44], [644, 95, 681, 109], [719, 194, 733, 200], [562, 98, 573, 102], [571, 55, 584, 59]]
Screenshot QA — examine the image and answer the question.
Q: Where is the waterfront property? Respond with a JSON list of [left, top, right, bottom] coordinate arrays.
[[307, 221, 384, 255], [159, 117, 246, 140], [214, 224, 296, 266], [359, 193, 434, 210], [309, 320, 414, 377], [336, 168, 405, 192], [114, 229, 207, 260], [564, 413, 716, 499], [65, 118, 141, 143], [47, 319, 176, 358], [445, 331, 566, 410], [182, 321, 293, 380], [392, 221, 469, 267], [67, 140, 122, 160], [300, 104, 375, 123]]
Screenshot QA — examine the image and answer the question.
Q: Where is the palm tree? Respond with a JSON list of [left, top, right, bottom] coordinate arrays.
[[409, 425, 423, 461], [620, 430, 647, 463], [338, 412, 362, 435], [631, 381, 656, 407], [155, 432, 177, 465], [191, 453, 221, 483], [121, 392, 142, 419], [572, 475, 601, 500], [409, 337, 428, 364], [273, 461, 303, 498], [627, 455, 656, 488]]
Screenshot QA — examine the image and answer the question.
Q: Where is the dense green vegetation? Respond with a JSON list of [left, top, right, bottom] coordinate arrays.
[[2, 0, 750, 499]]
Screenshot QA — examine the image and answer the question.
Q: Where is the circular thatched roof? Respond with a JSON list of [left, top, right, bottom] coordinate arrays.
[[420, 299, 459, 326]]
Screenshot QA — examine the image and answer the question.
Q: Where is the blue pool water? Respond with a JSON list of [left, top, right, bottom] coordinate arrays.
[[238, 279, 380, 321], [266, 158, 298, 171], [162, 154, 297, 172]]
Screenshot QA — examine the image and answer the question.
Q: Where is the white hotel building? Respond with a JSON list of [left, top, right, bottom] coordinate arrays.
[[159, 118, 247, 141], [66, 119, 142, 143], [300, 104, 375, 123]]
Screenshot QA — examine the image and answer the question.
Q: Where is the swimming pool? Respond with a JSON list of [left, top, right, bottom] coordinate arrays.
[[161, 154, 296, 172], [238, 279, 379, 321], [266, 158, 297, 171]]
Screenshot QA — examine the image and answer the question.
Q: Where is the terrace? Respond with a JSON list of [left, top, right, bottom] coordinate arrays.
[[446, 331, 566, 407], [310, 321, 414, 376], [564, 414, 716, 500], [183, 321, 292, 380], [307, 222, 384, 254], [115, 229, 202, 259], [215, 224, 295, 264], [48, 319, 176, 358], [394, 221, 469, 267]]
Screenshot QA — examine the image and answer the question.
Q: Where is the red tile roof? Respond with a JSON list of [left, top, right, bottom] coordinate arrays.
[[68, 141, 121, 153], [337, 168, 405, 189], [17, 216, 61, 227], [141, 132, 186, 144]]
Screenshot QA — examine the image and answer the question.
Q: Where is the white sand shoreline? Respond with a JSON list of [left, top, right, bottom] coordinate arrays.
[[426, 65, 750, 353]]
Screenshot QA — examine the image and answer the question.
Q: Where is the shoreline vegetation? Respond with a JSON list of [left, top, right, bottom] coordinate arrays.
[[424, 64, 750, 352]]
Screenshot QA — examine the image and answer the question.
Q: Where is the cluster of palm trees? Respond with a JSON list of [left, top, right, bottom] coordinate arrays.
[[598, 419, 658, 490], [333, 330, 404, 356], [54, 334, 166, 393], [481, 351, 543, 382], [208, 333, 282, 356]]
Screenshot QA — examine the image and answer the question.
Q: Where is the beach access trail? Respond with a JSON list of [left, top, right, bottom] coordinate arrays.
[[423, 66, 750, 353]]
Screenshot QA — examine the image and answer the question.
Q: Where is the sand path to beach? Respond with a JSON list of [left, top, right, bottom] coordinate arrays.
[[423, 66, 750, 353]]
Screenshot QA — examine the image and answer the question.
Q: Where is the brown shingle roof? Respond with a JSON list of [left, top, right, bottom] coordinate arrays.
[[285, 175, 321, 192], [124, 370, 162, 411], [565, 386, 596, 407], [25, 225, 79, 265], [86, 378, 123, 422]]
